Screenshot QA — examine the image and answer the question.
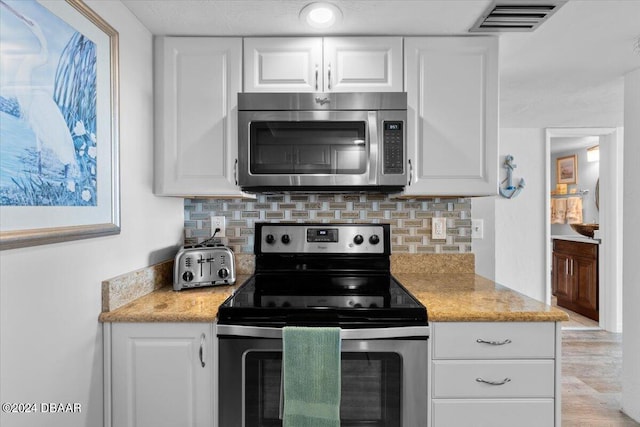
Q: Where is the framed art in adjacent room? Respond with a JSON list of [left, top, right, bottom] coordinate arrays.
[[556, 154, 577, 185], [0, 0, 119, 250]]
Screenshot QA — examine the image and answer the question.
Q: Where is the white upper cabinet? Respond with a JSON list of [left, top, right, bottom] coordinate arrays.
[[155, 37, 245, 196], [244, 37, 403, 92], [404, 37, 499, 196], [244, 38, 323, 92], [323, 37, 403, 92]]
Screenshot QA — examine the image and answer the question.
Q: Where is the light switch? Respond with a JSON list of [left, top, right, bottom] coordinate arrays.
[[472, 219, 484, 239]]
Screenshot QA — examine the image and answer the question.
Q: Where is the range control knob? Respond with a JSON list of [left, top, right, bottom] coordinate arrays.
[[281, 234, 291, 244], [217, 268, 229, 279], [265, 234, 275, 244], [353, 234, 364, 245], [369, 234, 380, 245], [182, 271, 194, 282]]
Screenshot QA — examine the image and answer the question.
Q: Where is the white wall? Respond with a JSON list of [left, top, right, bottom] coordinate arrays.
[[473, 129, 548, 300], [0, 2, 184, 426], [471, 196, 496, 280], [622, 67, 640, 422]]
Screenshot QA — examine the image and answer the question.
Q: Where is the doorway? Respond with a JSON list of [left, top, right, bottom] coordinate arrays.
[[545, 128, 623, 333]]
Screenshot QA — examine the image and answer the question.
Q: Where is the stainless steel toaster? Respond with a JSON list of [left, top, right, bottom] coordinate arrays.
[[173, 244, 236, 291]]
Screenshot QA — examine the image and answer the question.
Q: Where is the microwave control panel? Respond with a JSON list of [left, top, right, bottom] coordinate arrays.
[[382, 121, 404, 174]]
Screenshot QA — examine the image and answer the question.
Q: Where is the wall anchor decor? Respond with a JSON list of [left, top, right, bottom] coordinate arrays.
[[499, 155, 525, 199]]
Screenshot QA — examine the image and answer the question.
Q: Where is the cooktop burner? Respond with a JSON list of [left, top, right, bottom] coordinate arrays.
[[217, 223, 427, 328]]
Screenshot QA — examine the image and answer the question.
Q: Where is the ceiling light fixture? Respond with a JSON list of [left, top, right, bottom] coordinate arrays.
[[300, 2, 342, 29]]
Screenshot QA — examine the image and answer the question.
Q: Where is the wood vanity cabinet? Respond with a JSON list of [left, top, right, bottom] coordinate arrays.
[[430, 322, 561, 427], [552, 239, 599, 321]]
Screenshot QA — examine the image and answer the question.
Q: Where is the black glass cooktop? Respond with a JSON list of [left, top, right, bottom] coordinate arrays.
[[217, 273, 427, 328]]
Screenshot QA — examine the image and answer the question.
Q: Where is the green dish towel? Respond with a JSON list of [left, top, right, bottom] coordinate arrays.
[[283, 326, 341, 427]]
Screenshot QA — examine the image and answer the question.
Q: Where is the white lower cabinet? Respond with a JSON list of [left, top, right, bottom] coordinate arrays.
[[430, 322, 561, 427], [104, 322, 214, 427], [432, 399, 555, 427]]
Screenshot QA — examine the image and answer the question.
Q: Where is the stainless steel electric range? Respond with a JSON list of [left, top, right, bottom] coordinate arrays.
[[217, 223, 429, 427]]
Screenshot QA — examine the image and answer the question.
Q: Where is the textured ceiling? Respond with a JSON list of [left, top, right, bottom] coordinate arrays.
[[121, 0, 640, 128]]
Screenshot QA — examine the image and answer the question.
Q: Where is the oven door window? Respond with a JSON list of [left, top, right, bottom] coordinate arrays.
[[245, 351, 401, 427], [249, 121, 367, 175]]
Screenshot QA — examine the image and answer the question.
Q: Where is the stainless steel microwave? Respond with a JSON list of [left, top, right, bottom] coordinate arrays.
[[237, 92, 407, 192]]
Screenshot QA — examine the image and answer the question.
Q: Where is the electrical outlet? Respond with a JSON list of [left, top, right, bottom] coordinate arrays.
[[472, 219, 484, 239], [432, 217, 447, 240], [210, 215, 226, 238]]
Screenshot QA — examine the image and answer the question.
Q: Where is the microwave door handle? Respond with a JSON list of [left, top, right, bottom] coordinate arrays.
[[368, 111, 379, 185], [234, 158, 238, 186]]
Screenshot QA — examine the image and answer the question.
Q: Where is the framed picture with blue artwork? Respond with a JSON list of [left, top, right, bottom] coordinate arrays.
[[0, 0, 119, 250]]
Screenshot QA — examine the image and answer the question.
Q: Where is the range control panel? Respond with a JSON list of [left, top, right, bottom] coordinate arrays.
[[257, 223, 389, 254]]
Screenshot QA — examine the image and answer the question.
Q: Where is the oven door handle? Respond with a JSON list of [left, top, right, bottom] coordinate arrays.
[[216, 324, 429, 339]]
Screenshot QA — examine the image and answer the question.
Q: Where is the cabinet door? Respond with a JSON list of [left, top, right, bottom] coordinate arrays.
[[155, 37, 243, 196], [573, 255, 599, 320], [244, 37, 323, 92], [404, 37, 498, 196], [323, 37, 403, 92], [111, 323, 213, 427], [552, 251, 573, 303]]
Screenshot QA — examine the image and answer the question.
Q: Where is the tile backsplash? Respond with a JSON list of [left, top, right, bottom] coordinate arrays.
[[184, 194, 472, 254]]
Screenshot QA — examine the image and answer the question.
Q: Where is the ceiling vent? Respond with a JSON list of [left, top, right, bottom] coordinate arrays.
[[470, 1, 566, 32]]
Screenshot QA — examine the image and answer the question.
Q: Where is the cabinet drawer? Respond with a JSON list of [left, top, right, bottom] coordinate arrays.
[[433, 360, 555, 398], [553, 239, 597, 258], [432, 399, 555, 427], [433, 322, 555, 359]]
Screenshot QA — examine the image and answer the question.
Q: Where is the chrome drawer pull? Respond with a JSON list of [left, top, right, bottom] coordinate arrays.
[[476, 377, 511, 386], [476, 338, 512, 346]]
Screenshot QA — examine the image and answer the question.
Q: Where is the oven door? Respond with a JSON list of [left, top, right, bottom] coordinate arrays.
[[217, 325, 429, 427]]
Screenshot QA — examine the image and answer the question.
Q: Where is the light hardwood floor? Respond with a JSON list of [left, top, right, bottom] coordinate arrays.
[[553, 296, 600, 329], [562, 329, 639, 426]]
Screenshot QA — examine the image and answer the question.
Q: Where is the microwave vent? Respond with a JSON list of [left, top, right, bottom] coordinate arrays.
[[470, 1, 566, 32]]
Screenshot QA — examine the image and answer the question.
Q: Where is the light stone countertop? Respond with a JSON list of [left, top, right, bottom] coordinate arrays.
[[99, 275, 250, 323], [99, 271, 569, 323], [396, 273, 568, 322]]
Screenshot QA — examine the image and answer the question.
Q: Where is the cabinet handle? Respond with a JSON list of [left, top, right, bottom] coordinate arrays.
[[234, 158, 238, 186], [327, 63, 332, 90], [476, 377, 511, 386], [408, 159, 413, 185], [315, 64, 319, 91], [199, 333, 206, 368], [570, 259, 574, 276], [565, 259, 569, 275], [476, 338, 512, 346]]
